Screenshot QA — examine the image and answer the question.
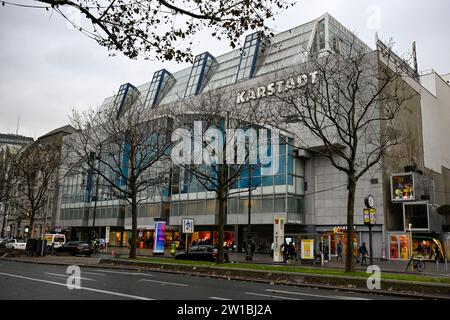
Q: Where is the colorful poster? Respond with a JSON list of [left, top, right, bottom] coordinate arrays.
[[153, 221, 166, 254], [301, 239, 314, 260], [273, 217, 285, 262]]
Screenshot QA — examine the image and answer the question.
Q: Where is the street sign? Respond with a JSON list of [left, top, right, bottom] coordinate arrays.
[[182, 219, 194, 234], [105, 227, 110, 243]]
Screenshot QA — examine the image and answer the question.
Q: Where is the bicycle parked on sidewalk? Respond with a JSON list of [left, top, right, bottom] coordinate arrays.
[[405, 255, 425, 272]]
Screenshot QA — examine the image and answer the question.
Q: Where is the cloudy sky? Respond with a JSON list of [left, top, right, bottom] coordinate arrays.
[[1, 0, 449, 138]]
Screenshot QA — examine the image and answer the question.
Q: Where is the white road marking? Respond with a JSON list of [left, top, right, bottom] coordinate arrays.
[[265, 289, 371, 300], [209, 297, 232, 300], [244, 292, 302, 300], [94, 270, 155, 277], [80, 271, 106, 276], [44, 272, 95, 281], [0, 272, 154, 300], [140, 279, 188, 287]]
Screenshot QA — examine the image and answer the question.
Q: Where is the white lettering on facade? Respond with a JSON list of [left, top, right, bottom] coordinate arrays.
[[236, 71, 318, 104]]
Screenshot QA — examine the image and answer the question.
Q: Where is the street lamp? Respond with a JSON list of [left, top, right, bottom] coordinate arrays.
[[245, 164, 253, 261]]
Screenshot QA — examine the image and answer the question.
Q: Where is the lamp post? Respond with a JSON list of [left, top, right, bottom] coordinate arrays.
[[364, 195, 376, 266], [245, 164, 253, 261]]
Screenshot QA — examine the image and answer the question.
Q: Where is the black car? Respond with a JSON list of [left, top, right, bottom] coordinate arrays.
[[56, 241, 94, 257], [175, 245, 229, 262]]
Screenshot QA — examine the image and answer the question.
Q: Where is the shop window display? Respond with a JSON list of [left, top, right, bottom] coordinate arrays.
[[389, 234, 410, 260], [391, 174, 414, 201]]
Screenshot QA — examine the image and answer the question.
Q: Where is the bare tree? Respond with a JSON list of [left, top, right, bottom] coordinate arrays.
[[170, 88, 278, 263], [11, 142, 62, 239], [0, 146, 20, 238], [274, 39, 417, 272], [69, 91, 173, 259], [5, 0, 293, 61]]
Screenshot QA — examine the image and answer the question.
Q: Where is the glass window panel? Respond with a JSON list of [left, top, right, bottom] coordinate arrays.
[[274, 197, 286, 212], [262, 198, 273, 213]]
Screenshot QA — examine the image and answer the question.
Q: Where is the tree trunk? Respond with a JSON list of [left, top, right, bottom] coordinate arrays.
[[29, 209, 35, 239], [345, 177, 357, 272], [129, 194, 137, 259], [217, 189, 225, 264], [129, 144, 138, 259]]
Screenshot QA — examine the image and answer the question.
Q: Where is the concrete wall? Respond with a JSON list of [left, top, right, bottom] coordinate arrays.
[[420, 72, 450, 174]]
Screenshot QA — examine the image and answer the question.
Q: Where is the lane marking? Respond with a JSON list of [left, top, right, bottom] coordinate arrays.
[[140, 279, 188, 287], [0, 272, 154, 300], [80, 271, 106, 276], [44, 272, 95, 281], [265, 289, 371, 300], [94, 270, 155, 277], [209, 297, 232, 300], [244, 292, 302, 300]]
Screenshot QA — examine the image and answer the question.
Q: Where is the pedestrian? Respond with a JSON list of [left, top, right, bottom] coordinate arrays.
[[251, 241, 256, 255], [288, 242, 296, 260], [337, 241, 343, 262], [360, 242, 369, 265], [280, 241, 288, 263], [270, 242, 274, 257]]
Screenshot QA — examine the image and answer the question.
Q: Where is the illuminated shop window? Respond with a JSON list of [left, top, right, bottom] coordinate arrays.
[[114, 83, 140, 118], [236, 32, 263, 82], [184, 52, 216, 98], [144, 69, 174, 109]]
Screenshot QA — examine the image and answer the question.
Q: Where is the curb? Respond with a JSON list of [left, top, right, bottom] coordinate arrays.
[[2, 257, 449, 300]]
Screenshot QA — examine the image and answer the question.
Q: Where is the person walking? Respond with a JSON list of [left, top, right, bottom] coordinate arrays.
[[337, 241, 343, 262], [270, 242, 274, 257], [280, 241, 288, 263], [360, 242, 369, 265]]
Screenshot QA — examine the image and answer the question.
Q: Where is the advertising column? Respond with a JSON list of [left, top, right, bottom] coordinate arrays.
[[273, 217, 285, 262], [153, 221, 166, 256]]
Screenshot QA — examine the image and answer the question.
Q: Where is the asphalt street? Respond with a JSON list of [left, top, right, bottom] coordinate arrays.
[[0, 260, 410, 300]]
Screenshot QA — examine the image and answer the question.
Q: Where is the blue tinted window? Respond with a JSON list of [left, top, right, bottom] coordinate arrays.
[[114, 83, 140, 118], [185, 52, 216, 98], [236, 32, 263, 82], [144, 69, 173, 109]]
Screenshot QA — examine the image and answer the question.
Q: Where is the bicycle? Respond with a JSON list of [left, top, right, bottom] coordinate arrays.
[[405, 255, 425, 272]]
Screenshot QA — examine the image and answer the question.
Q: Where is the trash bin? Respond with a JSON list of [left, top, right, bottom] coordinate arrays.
[[26, 239, 37, 256], [36, 239, 48, 256]]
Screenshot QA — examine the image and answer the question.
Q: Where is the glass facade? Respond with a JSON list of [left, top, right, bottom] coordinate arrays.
[[114, 83, 140, 117], [236, 32, 263, 82], [144, 69, 174, 109], [184, 52, 216, 98]]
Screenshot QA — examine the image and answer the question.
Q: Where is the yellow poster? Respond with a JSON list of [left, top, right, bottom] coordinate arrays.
[[301, 239, 314, 259]]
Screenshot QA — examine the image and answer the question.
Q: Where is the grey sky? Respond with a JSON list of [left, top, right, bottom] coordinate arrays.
[[1, 0, 449, 138]]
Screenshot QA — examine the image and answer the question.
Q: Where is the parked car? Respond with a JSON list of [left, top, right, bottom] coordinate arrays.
[[175, 245, 229, 262], [5, 239, 27, 250], [56, 241, 93, 257]]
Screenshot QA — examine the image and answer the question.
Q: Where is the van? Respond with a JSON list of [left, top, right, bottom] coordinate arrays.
[[44, 234, 66, 249]]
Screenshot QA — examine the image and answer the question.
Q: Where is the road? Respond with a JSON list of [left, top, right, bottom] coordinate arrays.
[[0, 260, 410, 300]]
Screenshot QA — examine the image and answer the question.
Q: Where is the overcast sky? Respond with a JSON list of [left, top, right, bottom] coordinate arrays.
[[1, 0, 449, 139]]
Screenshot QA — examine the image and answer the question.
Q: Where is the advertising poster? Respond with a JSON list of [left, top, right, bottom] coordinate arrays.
[[301, 239, 314, 259], [273, 217, 285, 262], [153, 221, 166, 254]]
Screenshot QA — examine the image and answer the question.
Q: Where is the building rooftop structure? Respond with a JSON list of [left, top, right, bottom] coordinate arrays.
[[101, 13, 372, 111], [0, 133, 34, 148]]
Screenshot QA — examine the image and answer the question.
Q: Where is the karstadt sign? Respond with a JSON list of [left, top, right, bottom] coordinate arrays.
[[236, 71, 318, 104]]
